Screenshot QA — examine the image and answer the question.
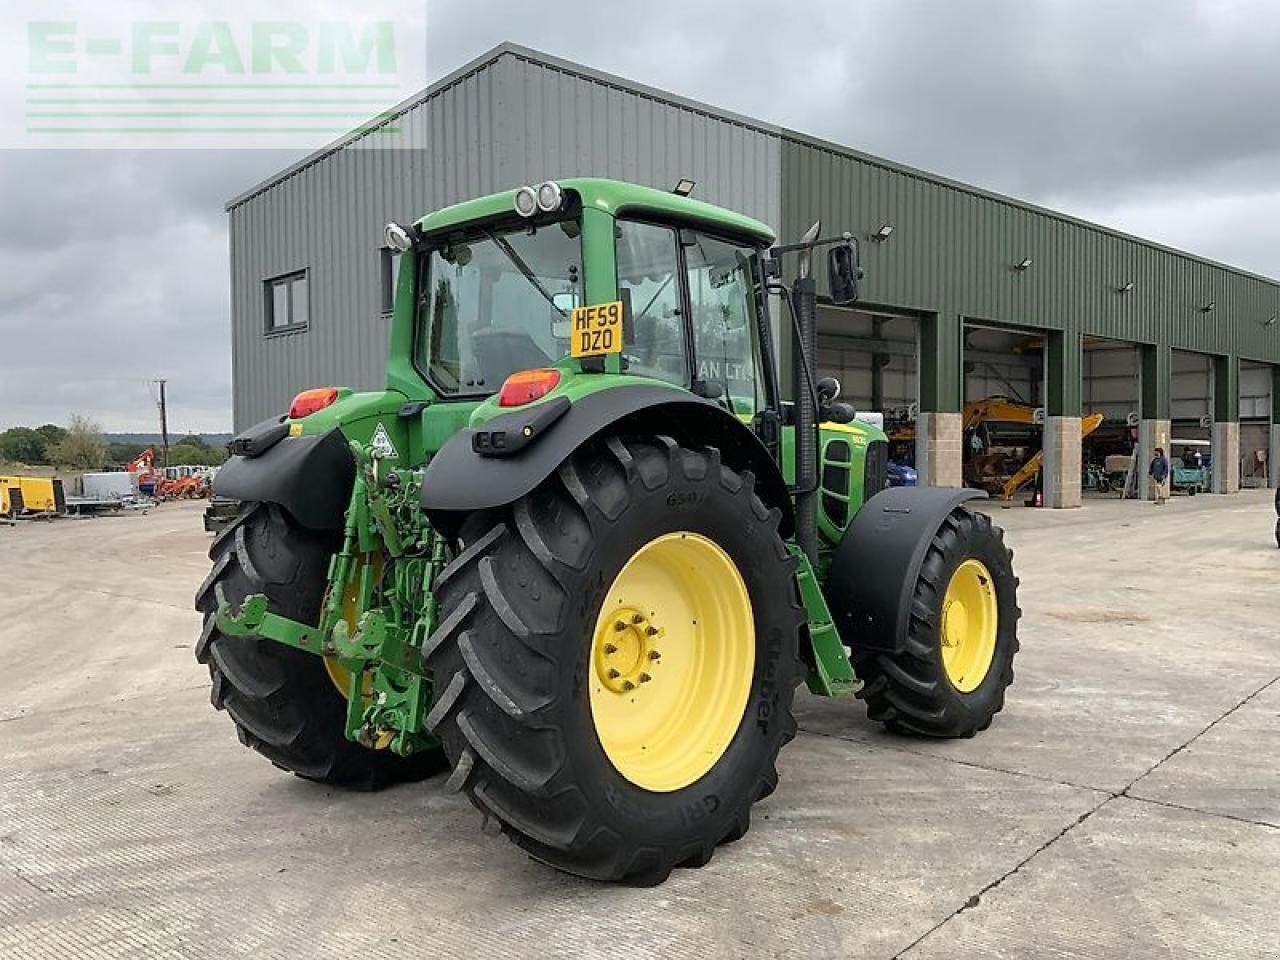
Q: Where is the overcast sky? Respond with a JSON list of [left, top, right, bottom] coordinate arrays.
[[3, 0, 1279, 432]]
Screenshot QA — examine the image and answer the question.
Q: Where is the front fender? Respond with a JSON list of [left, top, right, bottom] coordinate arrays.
[[825, 485, 987, 654], [420, 385, 794, 537]]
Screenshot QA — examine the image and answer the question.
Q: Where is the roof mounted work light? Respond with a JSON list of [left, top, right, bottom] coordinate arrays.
[[535, 180, 563, 212], [384, 221, 413, 252], [514, 185, 538, 217]]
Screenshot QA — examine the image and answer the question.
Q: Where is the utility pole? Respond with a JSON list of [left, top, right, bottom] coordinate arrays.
[[155, 379, 169, 468]]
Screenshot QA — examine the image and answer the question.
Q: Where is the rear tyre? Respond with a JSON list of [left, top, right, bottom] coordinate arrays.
[[425, 436, 804, 884], [854, 506, 1019, 738], [194, 502, 446, 788]]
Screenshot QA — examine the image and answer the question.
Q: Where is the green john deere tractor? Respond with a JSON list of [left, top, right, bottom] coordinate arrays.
[[199, 178, 1019, 884]]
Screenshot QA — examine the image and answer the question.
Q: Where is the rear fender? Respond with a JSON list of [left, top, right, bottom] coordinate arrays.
[[212, 428, 355, 531], [825, 486, 986, 654], [419, 386, 794, 537]]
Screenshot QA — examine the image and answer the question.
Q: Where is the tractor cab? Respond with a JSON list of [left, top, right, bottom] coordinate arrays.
[[399, 178, 880, 552], [404, 178, 776, 425]]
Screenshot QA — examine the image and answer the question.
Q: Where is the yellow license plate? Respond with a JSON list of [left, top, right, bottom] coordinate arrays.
[[570, 300, 623, 358]]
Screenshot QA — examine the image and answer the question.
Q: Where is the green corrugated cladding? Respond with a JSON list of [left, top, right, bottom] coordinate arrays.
[[780, 134, 1280, 415], [1141, 344, 1172, 420], [1215, 355, 1240, 422], [1046, 331, 1083, 417]]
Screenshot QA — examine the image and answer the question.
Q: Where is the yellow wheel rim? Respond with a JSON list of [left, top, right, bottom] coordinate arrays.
[[322, 555, 379, 706], [940, 558, 999, 693], [589, 532, 755, 793], [323, 658, 354, 696]]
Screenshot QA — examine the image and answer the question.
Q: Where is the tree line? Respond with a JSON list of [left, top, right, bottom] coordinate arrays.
[[0, 416, 228, 471]]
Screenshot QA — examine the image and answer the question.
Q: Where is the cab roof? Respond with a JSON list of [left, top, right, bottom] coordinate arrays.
[[414, 177, 776, 246]]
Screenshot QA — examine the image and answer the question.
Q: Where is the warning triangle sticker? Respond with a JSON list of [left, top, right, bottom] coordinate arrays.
[[370, 422, 399, 459]]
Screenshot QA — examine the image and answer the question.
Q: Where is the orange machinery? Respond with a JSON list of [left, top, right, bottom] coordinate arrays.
[[963, 396, 1103, 500]]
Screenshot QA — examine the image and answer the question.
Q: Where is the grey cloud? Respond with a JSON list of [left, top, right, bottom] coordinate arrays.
[[0, 150, 290, 431], [4, 1, 1280, 429]]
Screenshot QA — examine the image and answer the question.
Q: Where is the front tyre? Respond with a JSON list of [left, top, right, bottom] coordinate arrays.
[[424, 437, 804, 884], [854, 506, 1019, 737]]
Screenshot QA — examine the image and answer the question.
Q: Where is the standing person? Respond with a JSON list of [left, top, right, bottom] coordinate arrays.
[[1149, 447, 1170, 505]]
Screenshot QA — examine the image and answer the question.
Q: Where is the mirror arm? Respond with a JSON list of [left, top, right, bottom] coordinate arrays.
[[770, 231, 856, 256]]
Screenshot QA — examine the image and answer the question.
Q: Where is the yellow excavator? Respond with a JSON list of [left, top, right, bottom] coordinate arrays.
[[963, 397, 1103, 500]]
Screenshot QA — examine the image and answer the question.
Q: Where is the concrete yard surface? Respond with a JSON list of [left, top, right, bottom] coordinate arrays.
[[1, 494, 1277, 959]]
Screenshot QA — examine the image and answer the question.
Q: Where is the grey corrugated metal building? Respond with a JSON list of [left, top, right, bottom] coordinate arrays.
[[227, 42, 1280, 505]]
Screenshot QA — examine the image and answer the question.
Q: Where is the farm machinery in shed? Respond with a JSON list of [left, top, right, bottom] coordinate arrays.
[[962, 396, 1104, 502], [199, 178, 1020, 883]]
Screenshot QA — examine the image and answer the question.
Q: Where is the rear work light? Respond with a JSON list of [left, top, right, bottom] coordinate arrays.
[[498, 369, 561, 407], [289, 387, 340, 419]]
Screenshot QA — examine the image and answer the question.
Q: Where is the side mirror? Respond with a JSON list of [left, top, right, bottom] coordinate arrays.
[[828, 242, 861, 305], [551, 291, 578, 339], [816, 376, 841, 405]]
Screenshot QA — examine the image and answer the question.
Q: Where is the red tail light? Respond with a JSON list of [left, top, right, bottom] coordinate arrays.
[[289, 387, 340, 419], [498, 368, 561, 407]]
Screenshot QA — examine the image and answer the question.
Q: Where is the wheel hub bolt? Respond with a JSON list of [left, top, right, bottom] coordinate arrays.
[[598, 608, 665, 693]]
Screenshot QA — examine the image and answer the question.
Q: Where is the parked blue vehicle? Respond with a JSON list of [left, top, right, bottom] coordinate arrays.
[[886, 460, 918, 487]]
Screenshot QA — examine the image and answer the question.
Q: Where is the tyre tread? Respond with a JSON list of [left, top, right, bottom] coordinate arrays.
[[194, 502, 446, 789], [425, 436, 801, 882], [854, 505, 1020, 738]]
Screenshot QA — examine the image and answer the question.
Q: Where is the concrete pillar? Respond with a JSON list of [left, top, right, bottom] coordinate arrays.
[[1270, 423, 1280, 489], [1212, 355, 1239, 494], [1137, 418, 1171, 500], [1212, 421, 1240, 493], [1043, 416, 1083, 507], [1269, 367, 1280, 488], [1138, 343, 1172, 501], [916, 309, 963, 488], [916, 412, 963, 487], [1044, 331, 1082, 508]]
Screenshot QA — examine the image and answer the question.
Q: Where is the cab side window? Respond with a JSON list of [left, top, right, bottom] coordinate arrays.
[[684, 233, 764, 416], [614, 220, 688, 386]]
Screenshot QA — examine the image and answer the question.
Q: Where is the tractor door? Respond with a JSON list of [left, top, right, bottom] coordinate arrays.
[[613, 219, 779, 428], [683, 231, 775, 422]]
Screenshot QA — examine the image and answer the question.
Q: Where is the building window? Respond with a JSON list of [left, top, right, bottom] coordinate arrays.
[[265, 270, 309, 334]]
